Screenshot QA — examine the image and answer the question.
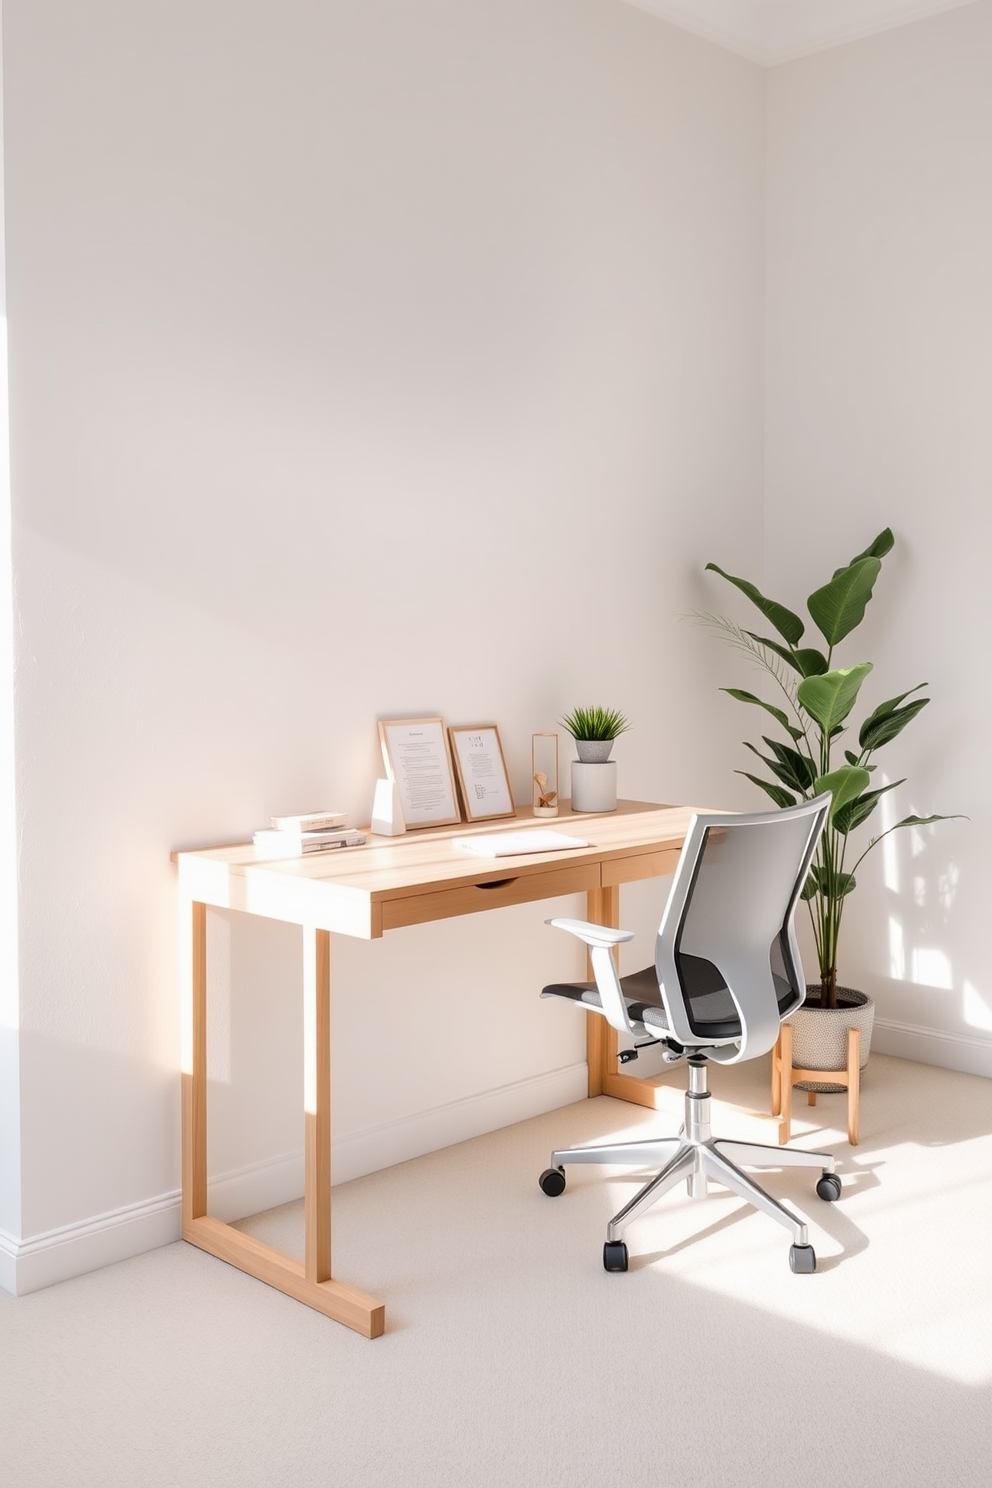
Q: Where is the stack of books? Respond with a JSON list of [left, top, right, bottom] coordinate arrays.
[[252, 810, 366, 856]]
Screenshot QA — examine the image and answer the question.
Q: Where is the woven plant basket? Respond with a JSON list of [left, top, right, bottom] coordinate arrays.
[[786, 987, 875, 1094]]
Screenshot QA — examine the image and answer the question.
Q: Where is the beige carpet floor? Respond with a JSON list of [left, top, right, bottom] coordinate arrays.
[[2, 1052, 990, 1487]]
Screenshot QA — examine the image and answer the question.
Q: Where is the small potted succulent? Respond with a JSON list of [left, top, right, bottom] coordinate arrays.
[[560, 706, 630, 811], [559, 706, 630, 762]]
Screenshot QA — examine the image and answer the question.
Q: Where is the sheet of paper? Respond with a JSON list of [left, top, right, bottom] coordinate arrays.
[[453, 830, 590, 857], [450, 726, 513, 819], [380, 719, 459, 827]]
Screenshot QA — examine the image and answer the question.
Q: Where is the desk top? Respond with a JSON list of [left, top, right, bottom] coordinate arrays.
[[173, 800, 708, 939]]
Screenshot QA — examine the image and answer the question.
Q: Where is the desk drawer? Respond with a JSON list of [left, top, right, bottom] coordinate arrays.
[[379, 862, 600, 931], [601, 846, 682, 887]]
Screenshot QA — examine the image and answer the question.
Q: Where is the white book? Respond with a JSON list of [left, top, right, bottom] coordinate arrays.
[[253, 828, 366, 854], [270, 810, 347, 832], [452, 829, 590, 858]]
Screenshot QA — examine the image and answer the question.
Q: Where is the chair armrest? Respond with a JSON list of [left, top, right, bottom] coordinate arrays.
[[545, 918, 638, 1037], [546, 917, 636, 949]]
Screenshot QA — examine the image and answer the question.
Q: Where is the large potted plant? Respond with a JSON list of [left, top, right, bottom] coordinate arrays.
[[702, 527, 955, 1079]]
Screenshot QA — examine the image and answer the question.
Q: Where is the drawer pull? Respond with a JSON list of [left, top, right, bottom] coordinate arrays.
[[476, 878, 517, 890]]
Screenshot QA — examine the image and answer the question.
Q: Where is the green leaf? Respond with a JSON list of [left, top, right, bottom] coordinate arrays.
[[559, 705, 630, 740], [744, 633, 828, 677], [859, 691, 929, 751], [798, 665, 874, 734], [705, 564, 805, 644], [801, 864, 857, 900], [889, 813, 959, 831], [808, 557, 883, 647], [833, 527, 894, 578], [736, 771, 796, 809], [721, 689, 803, 740], [833, 779, 904, 835], [851, 812, 964, 874], [861, 683, 925, 717], [743, 742, 811, 794], [761, 737, 818, 792], [794, 648, 831, 678], [813, 765, 872, 821]]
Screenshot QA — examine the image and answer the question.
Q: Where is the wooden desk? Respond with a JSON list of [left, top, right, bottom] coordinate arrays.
[[173, 799, 700, 1337]]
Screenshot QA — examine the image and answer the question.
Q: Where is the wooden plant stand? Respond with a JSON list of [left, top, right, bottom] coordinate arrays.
[[771, 1022, 861, 1146]]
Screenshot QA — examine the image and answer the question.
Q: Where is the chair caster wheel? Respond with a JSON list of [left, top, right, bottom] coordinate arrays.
[[603, 1241, 629, 1272], [816, 1173, 842, 1202], [789, 1243, 816, 1274], [539, 1166, 566, 1197]]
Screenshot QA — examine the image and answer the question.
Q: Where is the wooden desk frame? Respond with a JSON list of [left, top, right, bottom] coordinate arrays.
[[174, 801, 699, 1337]]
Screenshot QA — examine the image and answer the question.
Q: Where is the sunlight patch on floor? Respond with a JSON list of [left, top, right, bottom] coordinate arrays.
[[587, 1108, 992, 1387]]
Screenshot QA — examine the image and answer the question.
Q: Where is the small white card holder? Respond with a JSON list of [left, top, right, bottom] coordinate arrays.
[[371, 777, 406, 836]]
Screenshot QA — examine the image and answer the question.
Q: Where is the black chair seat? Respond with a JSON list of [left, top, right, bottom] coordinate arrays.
[[542, 956, 797, 1042]]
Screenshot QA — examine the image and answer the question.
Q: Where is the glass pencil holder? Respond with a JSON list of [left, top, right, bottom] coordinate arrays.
[[531, 733, 559, 817]]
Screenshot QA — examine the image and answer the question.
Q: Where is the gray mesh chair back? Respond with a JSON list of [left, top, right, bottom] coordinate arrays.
[[655, 795, 830, 1064]]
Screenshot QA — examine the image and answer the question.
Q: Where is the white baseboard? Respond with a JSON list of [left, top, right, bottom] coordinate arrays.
[[1, 1192, 182, 1298], [871, 1018, 992, 1078], [329, 1060, 588, 1184], [0, 1231, 18, 1296], [206, 1149, 305, 1223], [0, 1062, 588, 1297]]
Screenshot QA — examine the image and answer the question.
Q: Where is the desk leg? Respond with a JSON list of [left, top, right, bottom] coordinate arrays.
[[585, 885, 619, 1097], [179, 902, 385, 1338], [585, 884, 679, 1114], [181, 900, 208, 1226], [304, 929, 332, 1283]]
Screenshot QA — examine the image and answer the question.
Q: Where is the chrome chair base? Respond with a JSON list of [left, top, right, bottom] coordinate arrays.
[[544, 1055, 837, 1259]]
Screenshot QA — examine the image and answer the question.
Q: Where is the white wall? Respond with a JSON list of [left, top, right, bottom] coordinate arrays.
[[763, 1, 992, 1071], [0, 16, 23, 1264], [1, 0, 764, 1287]]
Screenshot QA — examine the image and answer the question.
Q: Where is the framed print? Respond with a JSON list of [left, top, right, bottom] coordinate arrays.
[[448, 725, 515, 822], [377, 717, 461, 829]]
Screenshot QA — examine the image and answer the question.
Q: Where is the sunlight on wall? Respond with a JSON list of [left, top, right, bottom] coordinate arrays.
[[910, 946, 953, 991], [881, 785, 900, 896], [963, 981, 992, 1033], [882, 779, 962, 1001], [887, 915, 905, 980], [890, 855, 980, 1034]]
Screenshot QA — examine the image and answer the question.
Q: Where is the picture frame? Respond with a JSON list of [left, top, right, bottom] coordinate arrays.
[[448, 724, 515, 822], [377, 717, 461, 829]]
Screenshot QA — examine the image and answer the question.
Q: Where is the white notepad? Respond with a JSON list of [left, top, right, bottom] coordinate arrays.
[[453, 830, 590, 857]]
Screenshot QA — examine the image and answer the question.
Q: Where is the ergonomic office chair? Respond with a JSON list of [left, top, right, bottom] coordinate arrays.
[[538, 795, 842, 1273]]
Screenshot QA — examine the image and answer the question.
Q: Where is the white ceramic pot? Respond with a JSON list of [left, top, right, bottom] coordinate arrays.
[[570, 759, 617, 812]]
